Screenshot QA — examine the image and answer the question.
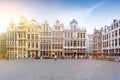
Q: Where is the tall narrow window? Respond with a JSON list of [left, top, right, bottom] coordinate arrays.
[[28, 42, 30, 48], [119, 38, 120, 46], [81, 33, 82, 38], [112, 32, 114, 38], [36, 34, 38, 39], [68, 41, 69, 46], [83, 41, 85, 46], [115, 39, 117, 46], [32, 42, 34, 48], [74, 41, 76, 46], [36, 42, 38, 48], [65, 41, 66, 46], [80, 41, 81, 47], [119, 29, 120, 36], [32, 34, 34, 39], [27, 34, 30, 39], [115, 30, 117, 37], [78, 41, 79, 46], [112, 40, 114, 47]]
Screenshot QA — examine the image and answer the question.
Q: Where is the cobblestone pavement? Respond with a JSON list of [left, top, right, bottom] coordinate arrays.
[[0, 59, 120, 80]]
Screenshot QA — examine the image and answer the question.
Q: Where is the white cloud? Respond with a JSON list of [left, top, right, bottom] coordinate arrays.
[[85, 1, 105, 14]]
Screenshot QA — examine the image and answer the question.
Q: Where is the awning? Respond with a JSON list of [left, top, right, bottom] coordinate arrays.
[[64, 51, 74, 54], [77, 51, 86, 54]]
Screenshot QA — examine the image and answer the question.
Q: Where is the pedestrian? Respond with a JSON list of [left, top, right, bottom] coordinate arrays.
[[54, 55, 57, 61], [41, 56, 43, 59]]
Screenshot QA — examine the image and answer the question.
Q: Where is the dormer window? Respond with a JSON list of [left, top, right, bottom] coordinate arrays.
[[70, 19, 78, 30]]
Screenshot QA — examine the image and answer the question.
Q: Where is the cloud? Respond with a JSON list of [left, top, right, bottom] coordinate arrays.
[[85, 1, 105, 14]]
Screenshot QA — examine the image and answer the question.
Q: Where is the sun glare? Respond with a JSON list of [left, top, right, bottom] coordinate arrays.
[[0, 1, 27, 33]]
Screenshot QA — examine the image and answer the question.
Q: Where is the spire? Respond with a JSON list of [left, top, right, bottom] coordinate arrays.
[[9, 17, 15, 28], [19, 16, 27, 24], [55, 19, 60, 24], [30, 18, 37, 22], [29, 18, 37, 25]]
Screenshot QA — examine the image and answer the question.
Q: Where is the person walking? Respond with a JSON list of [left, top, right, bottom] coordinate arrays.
[[54, 55, 57, 61]]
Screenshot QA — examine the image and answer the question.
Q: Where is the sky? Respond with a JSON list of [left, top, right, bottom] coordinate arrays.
[[0, 0, 120, 34]]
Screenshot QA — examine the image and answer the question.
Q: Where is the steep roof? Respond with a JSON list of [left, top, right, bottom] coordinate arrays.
[[70, 19, 78, 24]]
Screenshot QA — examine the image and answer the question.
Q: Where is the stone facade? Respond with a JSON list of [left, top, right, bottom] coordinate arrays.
[[0, 17, 87, 59], [0, 32, 6, 58], [93, 19, 120, 57], [102, 19, 120, 54], [64, 19, 86, 58], [52, 20, 64, 58], [93, 28, 103, 54], [26, 18, 40, 58], [87, 34, 93, 54], [39, 20, 52, 58]]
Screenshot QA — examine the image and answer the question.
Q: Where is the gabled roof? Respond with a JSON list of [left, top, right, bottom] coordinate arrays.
[[70, 19, 78, 24]]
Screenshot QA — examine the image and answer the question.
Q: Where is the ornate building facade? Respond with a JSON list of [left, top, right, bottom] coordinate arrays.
[[92, 19, 120, 58], [102, 20, 120, 54], [6, 18, 17, 59], [93, 28, 103, 54], [0, 17, 87, 59], [64, 19, 86, 58], [0, 32, 6, 58], [39, 21, 52, 58], [26, 18, 40, 58], [87, 34, 93, 54], [52, 20, 64, 58], [17, 16, 27, 58]]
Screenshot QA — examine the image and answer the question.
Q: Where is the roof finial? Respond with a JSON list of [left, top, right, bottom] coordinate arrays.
[[56, 19, 60, 23], [9, 17, 15, 28]]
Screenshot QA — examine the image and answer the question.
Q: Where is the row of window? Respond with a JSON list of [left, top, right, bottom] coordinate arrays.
[[93, 36, 101, 43], [64, 49, 86, 51], [40, 39, 51, 43], [6, 40, 17, 46], [18, 41, 26, 46], [65, 33, 85, 38], [27, 28, 38, 32], [103, 29, 120, 40], [52, 32, 63, 37], [40, 32, 51, 37], [27, 42, 38, 48], [54, 27, 61, 30], [93, 44, 101, 50], [41, 27, 50, 32], [27, 34, 38, 39], [64, 41, 85, 46], [18, 48, 26, 51], [7, 32, 17, 38], [6, 32, 86, 39], [52, 39, 63, 42], [40, 45, 51, 50], [103, 38, 120, 48], [52, 44, 63, 49], [18, 32, 26, 38]]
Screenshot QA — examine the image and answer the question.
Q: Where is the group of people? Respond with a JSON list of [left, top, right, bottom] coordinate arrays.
[[40, 55, 57, 61]]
